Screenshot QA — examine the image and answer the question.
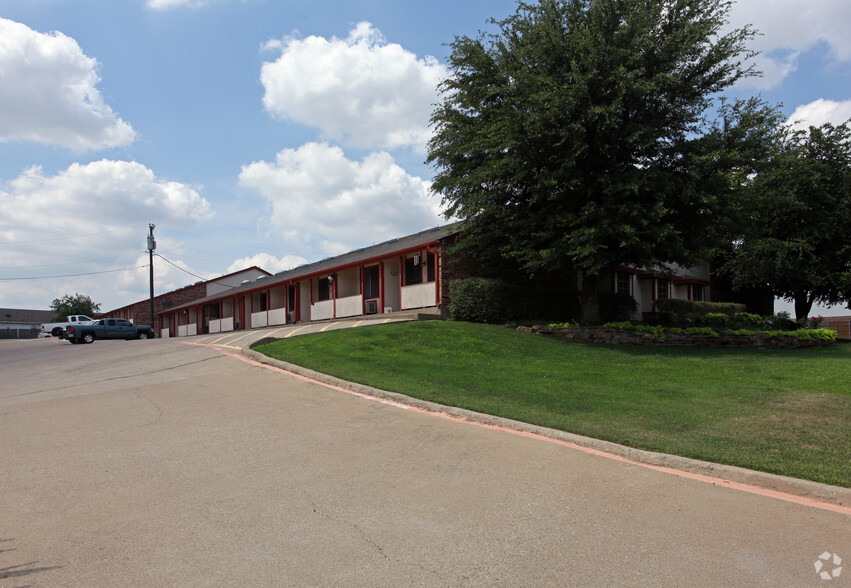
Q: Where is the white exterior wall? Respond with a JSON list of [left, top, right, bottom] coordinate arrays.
[[383, 259, 401, 312], [336, 267, 360, 298], [221, 317, 234, 332], [176, 323, 197, 337], [162, 328, 171, 338], [251, 311, 268, 329], [401, 282, 436, 310], [311, 300, 334, 321], [209, 319, 221, 334], [336, 294, 363, 318], [269, 307, 287, 326], [270, 287, 286, 312]]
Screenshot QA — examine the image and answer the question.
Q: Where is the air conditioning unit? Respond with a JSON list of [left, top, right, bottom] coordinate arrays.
[[287, 311, 295, 324], [365, 300, 378, 315]]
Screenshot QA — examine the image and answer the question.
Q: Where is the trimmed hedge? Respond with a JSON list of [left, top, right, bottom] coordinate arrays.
[[653, 299, 746, 315]]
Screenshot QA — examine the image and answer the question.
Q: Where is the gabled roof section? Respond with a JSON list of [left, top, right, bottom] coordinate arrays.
[[102, 266, 272, 314]]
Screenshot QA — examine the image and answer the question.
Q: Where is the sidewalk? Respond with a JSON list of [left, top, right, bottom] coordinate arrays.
[[180, 309, 434, 351]]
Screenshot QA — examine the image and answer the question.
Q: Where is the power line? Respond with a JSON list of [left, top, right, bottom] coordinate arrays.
[[0, 255, 138, 270], [0, 229, 125, 245], [160, 225, 270, 250], [154, 253, 246, 290], [0, 265, 149, 281]]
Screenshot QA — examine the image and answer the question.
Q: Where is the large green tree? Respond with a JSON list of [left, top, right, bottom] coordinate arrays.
[[719, 121, 851, 320], [427, 0, 758, 315], [50, 293, 101, 321]]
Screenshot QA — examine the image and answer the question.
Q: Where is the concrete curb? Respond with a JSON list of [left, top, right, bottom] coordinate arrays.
[[242, 348, 851, 509]]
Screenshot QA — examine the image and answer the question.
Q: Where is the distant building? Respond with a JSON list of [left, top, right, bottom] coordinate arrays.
[[0, 308, 54, 339]]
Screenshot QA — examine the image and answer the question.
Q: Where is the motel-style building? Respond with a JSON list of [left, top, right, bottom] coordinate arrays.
[[155, 222, 721, 339], [157, 223, 464, 338]]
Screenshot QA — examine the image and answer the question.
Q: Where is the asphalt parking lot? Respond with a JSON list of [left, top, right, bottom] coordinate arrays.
[[2, 333, 849, 586]]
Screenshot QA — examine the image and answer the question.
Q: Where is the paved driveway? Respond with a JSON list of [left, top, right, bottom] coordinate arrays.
[[1, 334, 849, 586]]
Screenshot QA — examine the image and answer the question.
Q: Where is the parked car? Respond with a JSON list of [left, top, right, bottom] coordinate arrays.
[[40, 315, 95, 339], [64, 318, 154, 344]]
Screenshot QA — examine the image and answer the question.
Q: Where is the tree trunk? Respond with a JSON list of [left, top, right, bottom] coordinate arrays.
[[793, 291, 813, 323], [579, 271, 601, 324]]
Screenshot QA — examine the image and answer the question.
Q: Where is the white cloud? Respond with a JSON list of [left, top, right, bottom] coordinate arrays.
[[226, 252, 307, 275], [145, 0, 218, 9], [728, 0, 851, 89], [260, 22, 447, 152], [0, 160, 214, 310], [786, 99, 851, 130], [0, 18, 136, 152], [239, 142, 444, 257]]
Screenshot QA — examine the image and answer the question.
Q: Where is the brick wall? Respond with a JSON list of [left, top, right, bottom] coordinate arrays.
[[101, 283, 207, 327], [437, 234, 491, 309]]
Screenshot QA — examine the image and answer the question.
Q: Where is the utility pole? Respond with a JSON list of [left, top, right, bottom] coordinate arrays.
[[147, 224, 156, 332]]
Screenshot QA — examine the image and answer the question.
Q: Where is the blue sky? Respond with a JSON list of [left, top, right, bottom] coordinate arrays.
[[1, 0, 850, 315]]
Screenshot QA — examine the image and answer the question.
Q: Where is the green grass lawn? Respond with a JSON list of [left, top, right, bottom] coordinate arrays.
[[254, 321, 851, 487]]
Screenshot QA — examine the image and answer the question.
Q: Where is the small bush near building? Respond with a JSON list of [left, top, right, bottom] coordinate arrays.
[[654, 299, 746, 315], [450, 278, 515, 323]]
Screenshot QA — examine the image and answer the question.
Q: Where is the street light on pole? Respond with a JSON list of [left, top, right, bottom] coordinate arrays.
[[147, 224, 156, 332]]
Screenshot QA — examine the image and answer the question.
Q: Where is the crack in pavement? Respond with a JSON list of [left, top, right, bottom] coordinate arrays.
[[301, 489, 447, 583], [6, 355, 225, 398]]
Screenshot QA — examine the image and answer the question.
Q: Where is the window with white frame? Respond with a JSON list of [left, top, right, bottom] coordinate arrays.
[[616, 272, 631, 295], [656, 279, 669, 300]]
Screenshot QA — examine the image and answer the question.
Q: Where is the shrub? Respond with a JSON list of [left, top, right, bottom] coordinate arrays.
[[549, 320, 579, 328], [792, 328, 836, 342], [684, 327, 719, 338], [769, 311, 797, 331], [450, 278, 514, 323], [602, 322, 666, 342], [643, 310, 675, 327], [728, 312, 765, 330], [602, 321, 633, 330], [653, 299, 746, 315], [699, 313, 730, 330]]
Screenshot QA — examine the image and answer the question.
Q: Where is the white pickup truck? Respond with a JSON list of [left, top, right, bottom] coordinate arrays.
[[40, 315, 95, 338]]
